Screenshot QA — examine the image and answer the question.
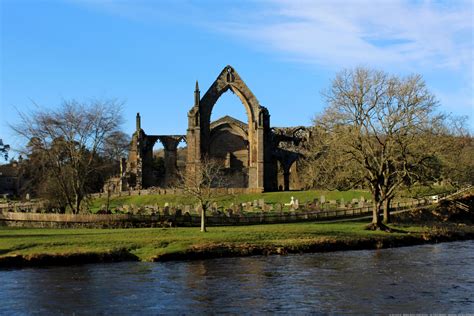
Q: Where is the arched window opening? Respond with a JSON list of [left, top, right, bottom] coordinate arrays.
[[208, 91, 250, 188], [210, 91, 249, 124]]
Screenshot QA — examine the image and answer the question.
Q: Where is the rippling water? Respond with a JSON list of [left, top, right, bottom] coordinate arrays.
[[1, 241, 473, 314]]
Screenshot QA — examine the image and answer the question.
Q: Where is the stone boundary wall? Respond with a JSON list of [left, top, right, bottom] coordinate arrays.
[[0, 202, 41, 213], [0, 199, 430, 228], [89, 187, 263, 199]]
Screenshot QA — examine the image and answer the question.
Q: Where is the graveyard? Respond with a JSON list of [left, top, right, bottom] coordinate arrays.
[[89, 189, 373, 213], [89, 186, 452, 214]]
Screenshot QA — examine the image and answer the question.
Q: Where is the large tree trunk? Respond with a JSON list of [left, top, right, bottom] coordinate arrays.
[[383, 198, 392, 224], [372, 200, 382, 225], [366, 199, 390, 231], [201, 205, 207, 232], [74, 193, 82, 214]]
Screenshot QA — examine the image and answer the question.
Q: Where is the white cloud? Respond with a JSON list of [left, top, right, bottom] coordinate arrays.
[[211, 0, 473, 125], [214, 0, 473, 72], [69, 0, 474, 126], [71, 0, 473, 72]]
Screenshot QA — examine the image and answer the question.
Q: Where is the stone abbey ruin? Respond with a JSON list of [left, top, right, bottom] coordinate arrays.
[[118, 66, 310, 193]]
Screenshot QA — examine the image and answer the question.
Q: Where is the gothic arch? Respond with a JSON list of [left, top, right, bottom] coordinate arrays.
[[198, 66, 264, 152], [186, 65, 271, 191]]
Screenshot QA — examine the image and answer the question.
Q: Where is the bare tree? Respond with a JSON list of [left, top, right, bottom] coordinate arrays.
[[0, 139, 10, 161], [175, 156, 227, 232], [102, 131, 130, 162], [316, 67, 442, 230], [12, 99, 123, 214], [437, 116, 474, 187], [300, 126, 363, 191]]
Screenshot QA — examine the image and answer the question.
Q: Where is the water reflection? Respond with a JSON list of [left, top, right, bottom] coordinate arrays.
[[1, 241, 473, 314]]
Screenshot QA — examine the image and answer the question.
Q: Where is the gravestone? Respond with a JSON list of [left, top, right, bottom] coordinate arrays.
[[235, 203, 243, 215], [245, 202, 253, 212], [274, 203, 282, 213], [184, 205, 191, 214], [351, 198, 359, 204], [264, 204, 273, 212], [253, 200, 259, 208], [294, 199, 299, 210], [320, 195, 326, 204], [312, 199, 320, 210], [183, 211, 191, 221], [329, 200, 337, 205], [339, 198, 345, 208], [258, 199, 265, 208], [169, 207, 177, 215]]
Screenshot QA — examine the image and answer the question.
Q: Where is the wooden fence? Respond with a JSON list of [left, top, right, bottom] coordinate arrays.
[[0, 198, 431, 228]]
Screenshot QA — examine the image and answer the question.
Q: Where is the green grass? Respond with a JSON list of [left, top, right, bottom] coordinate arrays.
[[89, 189, 372, 212], [0, 221, 428, 262], [398, 184, 455, 198]]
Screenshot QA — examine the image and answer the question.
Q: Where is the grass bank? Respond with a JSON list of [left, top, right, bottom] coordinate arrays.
[[1, 220, 473, 268]]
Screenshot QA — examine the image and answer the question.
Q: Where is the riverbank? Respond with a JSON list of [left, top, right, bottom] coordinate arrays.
[[1, 219, 473, 268]]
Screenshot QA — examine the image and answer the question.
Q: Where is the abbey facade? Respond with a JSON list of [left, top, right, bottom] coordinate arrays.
[[120, 66, 310, 193]]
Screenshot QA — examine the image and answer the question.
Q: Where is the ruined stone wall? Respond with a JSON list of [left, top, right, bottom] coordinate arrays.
[[122, 66, 309, 192], [186, 65, 272, 192]]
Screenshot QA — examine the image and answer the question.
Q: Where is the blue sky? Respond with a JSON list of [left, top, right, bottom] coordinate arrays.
[[1, 0, 473, 155]]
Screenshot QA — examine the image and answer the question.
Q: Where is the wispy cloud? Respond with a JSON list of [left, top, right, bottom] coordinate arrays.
[[71, 0, 472, 72], [70, 0, 473, 120], [213, 0, 473, 72]]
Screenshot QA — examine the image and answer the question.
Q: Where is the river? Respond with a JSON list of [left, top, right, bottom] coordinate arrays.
[[1, 240, 473, 314]]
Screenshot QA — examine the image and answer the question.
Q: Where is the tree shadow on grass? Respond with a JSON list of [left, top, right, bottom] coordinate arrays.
[[0, 243, 38, 255], [0, 232, 120, 239]]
